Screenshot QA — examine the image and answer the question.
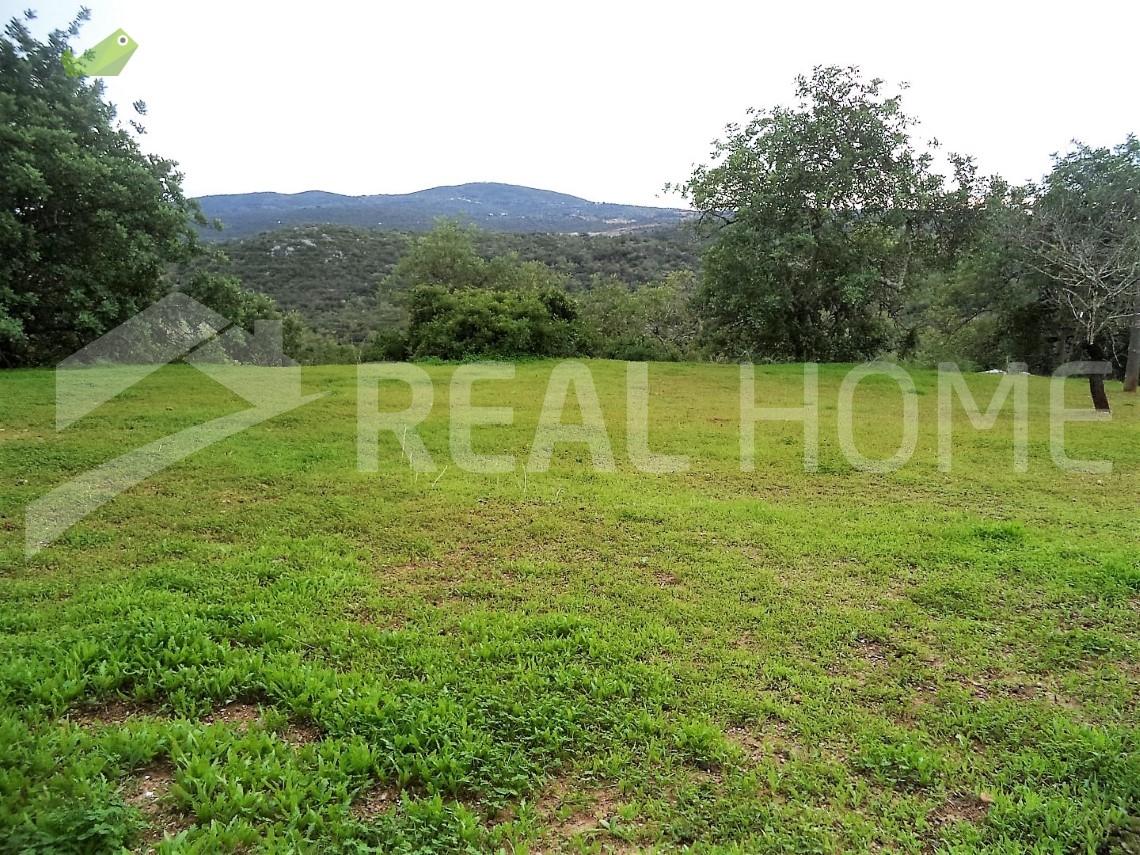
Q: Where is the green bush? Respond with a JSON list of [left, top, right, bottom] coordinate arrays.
[[576, 272, 700, 361], [361, 329, 410, 362], [406, 286, 579, 360]]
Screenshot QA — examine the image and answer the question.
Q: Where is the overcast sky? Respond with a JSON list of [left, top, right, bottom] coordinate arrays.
[[13, 0, 1140, 207]]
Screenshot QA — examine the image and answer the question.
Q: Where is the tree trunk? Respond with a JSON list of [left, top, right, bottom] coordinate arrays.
[[1089, 373, 1111, 411], [1084, 341, 1112, 411], [1124, 286, 1140, 393]]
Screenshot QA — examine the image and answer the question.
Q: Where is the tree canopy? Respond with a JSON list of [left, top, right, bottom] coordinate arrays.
[[680, 66, 952, 361], [0, 10, 203, 366]]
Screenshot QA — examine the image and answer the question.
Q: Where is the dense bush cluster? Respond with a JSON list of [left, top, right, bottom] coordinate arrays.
[[352, 222, 702, 363], [403, 286, 579, 360]]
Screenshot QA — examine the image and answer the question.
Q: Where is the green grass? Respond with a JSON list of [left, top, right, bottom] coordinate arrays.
[[0, 361, 1137, 853]]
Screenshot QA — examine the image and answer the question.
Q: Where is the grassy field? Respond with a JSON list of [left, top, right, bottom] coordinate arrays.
[[0, 361, 1137, 854]]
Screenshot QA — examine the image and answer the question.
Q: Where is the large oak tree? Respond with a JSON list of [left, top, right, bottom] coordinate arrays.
[[678, 66, 952, 362]]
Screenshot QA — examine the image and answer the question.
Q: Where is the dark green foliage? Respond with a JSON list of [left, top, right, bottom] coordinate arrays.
[[173, 221, 702, 362], [385, 223, 701, 361], [379, 222, 579, 360], [476, 228, 703, 292], [908, 179, 1061, 371], [1021, 137, 1140, 355], [576, 272, 701, 361], [386, 221, 496, 294], [0, 10, 203, 367], [0, 12, 1132, 382], [284, 321, 360, 366], [681, 66, 949, 362], [179, 271, 280, 332], [911, 138, 1140, 379], [405, 286, 579, 360], [680, 66, 1139, 378], [172, 227, 412, 344], [361, 329, 410, 362]]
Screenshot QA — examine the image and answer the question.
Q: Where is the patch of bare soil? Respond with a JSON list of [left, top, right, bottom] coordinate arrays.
[[532, 777, 630, 853], [1101, 814, 1140, 854], [726, 722, 794, 765], [731, 631, 755, 650], [70, 694, 321, 750], [932, 792, 991, 826], [854, 636, 891, 667], [352, 781, 402, 820], [68, 698, 165, 727], [204, 702, 324, 746], [123, 760, 193, 852], [281, 719, 322, 746], [1040, 688, 1083, 711], [1005, 681, 1038, 700], [202, 701, 262, 729], [961, 668, 1003, 701], [829, 636, 902, 682], [950, 669, 1082, 712]]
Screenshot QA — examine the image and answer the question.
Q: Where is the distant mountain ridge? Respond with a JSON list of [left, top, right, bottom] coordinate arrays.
[[196, 182, 692, 239]]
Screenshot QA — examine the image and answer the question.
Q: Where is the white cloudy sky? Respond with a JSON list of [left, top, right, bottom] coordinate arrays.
[[11, 0, 1140, 206]]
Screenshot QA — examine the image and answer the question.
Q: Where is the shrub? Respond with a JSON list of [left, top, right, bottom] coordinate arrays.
[[406, 286, 580, 360]]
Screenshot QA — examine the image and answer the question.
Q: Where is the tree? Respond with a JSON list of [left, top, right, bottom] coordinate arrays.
[[677, 66, 950, 361], [179, 271, 280, 332], [1019, 138, 1140, 409], [382, 221, 573, 298], [384, 220, 488, 295], [0, 10, 204, 366]]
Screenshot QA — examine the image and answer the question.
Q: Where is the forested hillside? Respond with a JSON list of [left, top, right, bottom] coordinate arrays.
[[173, 225, 702, 341]]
